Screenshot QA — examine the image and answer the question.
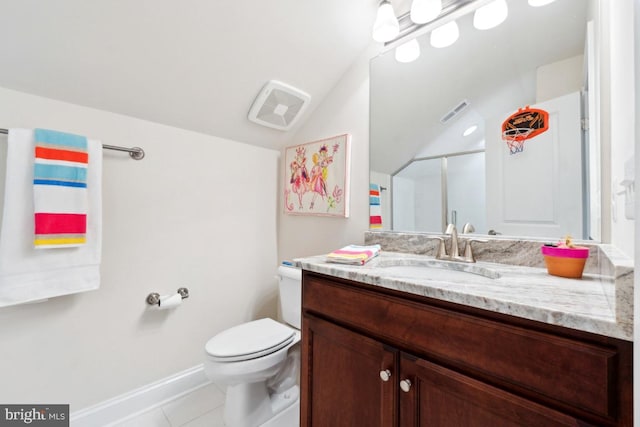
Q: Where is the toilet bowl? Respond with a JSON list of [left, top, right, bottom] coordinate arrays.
[[204, 265, 301, 427]]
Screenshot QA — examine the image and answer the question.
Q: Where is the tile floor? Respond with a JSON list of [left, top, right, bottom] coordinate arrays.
[[112, 382, 226, 427]]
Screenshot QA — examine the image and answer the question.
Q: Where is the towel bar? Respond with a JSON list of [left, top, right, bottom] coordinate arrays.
[[0, 128, 145, 160]]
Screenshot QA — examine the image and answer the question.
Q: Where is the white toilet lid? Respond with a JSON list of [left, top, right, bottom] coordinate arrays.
[[205, 318, 296, 362]]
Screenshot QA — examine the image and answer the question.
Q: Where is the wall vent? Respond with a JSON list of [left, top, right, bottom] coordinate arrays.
[[248, 80, 311, 131], [440, 99, 470, 124]]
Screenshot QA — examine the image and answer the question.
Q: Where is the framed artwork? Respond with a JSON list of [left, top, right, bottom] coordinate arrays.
[[284, 134, 350, 217]]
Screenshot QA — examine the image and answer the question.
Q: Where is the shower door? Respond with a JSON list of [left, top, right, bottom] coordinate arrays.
[[392, 151, 486, 233]]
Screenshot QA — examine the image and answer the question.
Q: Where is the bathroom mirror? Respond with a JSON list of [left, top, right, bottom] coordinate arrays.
[[370, 0, 600, 240]]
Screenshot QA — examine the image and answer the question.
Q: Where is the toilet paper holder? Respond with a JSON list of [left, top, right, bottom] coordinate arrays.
[[146, 287, 189, 306]]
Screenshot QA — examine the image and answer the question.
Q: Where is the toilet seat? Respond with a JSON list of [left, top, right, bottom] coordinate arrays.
[[206, 318, 296, 362]]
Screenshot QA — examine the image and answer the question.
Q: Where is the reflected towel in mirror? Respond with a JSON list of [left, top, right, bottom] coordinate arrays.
[[369, 183, 382, 230]]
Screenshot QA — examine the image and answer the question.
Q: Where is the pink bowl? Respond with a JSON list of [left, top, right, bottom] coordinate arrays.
[[540, 245, 589, 259]]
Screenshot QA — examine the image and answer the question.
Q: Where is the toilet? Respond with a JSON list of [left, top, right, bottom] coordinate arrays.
[[204, 265, 302, 427]]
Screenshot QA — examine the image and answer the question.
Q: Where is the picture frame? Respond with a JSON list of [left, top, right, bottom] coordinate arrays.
[[284, 134, 350, 217]]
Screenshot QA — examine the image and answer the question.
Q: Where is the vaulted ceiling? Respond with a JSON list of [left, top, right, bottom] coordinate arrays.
[[0, 0, 380, 149]]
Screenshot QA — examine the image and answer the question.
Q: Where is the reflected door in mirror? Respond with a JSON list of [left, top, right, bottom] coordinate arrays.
[[486, 92, 583, 238]]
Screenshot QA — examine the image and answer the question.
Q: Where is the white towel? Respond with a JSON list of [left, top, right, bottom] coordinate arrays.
[[0, 129, 102, 307]]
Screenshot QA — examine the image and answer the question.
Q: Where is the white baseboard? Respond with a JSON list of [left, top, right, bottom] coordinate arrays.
[[70, 364, 211, 426]]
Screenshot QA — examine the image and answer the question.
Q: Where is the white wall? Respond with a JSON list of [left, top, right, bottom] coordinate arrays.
[[0, 87, 280, 410], [605, 0, 636, 257], [277, 46, 375, 261], [536, 55, 584, 103]]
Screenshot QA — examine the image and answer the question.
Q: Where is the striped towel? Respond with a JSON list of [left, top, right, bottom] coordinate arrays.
[[326, 244, 381, 265], [369, 183, 382, 229], [33, 129, 88, 248]]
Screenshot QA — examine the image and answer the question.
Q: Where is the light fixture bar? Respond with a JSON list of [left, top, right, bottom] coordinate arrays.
[[411, 0, 443, 24], [381, 0, 495, 52], [528, 0, 556, 6]]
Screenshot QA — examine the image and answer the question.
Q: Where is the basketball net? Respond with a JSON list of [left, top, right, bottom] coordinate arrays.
[[502, 128, 534, 155]]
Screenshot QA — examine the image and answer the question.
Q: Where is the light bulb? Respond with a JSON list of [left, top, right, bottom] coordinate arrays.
[[463, 124, 478, 137], [410, 0, 442, 24], [430, 21, 459, 48], [395, 39, 421, 63], [528, 0, 556, 6], [473, 0, 508, 30], [373, 1, 400, 43]]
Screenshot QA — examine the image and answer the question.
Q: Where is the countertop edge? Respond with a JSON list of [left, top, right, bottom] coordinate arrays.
[[295, 252, 633, 342]]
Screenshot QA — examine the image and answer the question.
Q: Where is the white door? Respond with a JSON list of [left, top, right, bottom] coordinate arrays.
[[485, 91, 583, 238]]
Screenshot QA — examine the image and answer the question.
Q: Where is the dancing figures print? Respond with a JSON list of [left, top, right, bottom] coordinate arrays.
[[284, 134, 350, 217]]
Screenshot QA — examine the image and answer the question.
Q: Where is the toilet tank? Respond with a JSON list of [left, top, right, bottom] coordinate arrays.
[[277, 265, 301, 329]]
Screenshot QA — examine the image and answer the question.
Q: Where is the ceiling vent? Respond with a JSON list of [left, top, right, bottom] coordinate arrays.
[[440, 99, 470, 124], [248, 80, 311, 131]]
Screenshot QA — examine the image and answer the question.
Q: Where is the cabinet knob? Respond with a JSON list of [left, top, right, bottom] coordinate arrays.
[[379, 369, 392, 382], [400, 379, 412, 393]]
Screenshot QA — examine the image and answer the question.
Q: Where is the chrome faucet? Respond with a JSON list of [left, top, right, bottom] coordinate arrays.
[[462, 238, 488, 262], [429, 223, 486, 263], [445, 223, 461, 259]]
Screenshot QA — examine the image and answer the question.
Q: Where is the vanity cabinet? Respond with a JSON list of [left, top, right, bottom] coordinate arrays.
[[301, 271, 633, 426]]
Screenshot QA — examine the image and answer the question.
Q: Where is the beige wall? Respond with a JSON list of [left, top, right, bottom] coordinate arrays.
[[0, 87, 280, 410], [277, 47, 376, 262]]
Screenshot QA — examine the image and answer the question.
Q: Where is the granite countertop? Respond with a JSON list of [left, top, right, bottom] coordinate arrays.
[[295, 249, 633, 341]]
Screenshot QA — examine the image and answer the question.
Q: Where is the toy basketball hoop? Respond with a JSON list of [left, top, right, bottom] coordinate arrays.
[[501, 106, 549, 154], [502, 128, 534, 154]]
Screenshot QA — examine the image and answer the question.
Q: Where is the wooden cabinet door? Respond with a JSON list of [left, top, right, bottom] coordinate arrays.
[[301, 315, 398, 427], [399, 353, 596, 427]]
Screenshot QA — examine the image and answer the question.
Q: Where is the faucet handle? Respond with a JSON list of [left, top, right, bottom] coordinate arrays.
[[463, 239, 488, 262], [461, 223, 475, 234], [445, 223, 457, 235], [426, 236, 447, 259]]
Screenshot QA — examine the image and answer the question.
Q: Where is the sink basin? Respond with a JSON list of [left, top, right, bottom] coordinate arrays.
[[377, 259, 500, 281]]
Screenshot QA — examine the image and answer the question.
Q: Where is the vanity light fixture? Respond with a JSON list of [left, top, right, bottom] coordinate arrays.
[[395, 39, 421, 63], [462, 124, 478, 137], [528, 0, 557, 6], [373, 0, 400, 42], [430, 20, 459, 48], [410, 0, 442, 24], [473, 0, 508, 30]]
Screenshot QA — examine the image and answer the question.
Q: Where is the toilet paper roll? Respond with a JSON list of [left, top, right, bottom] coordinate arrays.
[[158, 293, 182, 310]]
